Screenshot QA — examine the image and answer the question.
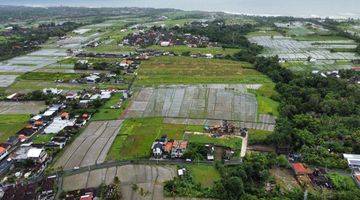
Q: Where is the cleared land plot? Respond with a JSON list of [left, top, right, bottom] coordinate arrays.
[[125, 84, 258, 122], [54, 120, 123, 170], [0, 114, 29, 143], [107, 118, 243, 161], [136, 56, 272, 86], [0, 101, 46, 114], [0, 75, 18, 87], [270, 167, 301, 192], [62, 164, 176, 200], [249, 36, 359, 61]]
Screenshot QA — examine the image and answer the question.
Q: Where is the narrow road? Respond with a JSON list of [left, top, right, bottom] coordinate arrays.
[[240, 133, 248, 158]]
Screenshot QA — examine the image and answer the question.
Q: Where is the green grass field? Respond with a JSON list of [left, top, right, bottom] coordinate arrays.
[[107, 117, 242, 161], [247, 30, 282, 37], [249, 83, 279, 117], [248, 129, 273, 144], [188, 164, 221, 187], [135, 56, 273, 86], [91, 93, 129, 121], [281, 60, 354, 72], [19, 72, 80, 82], [0, 114, 29, 143], [286, 27, 314, 37], [327, 173, 358, 191], [147, 45, 240, 56], [294, 34, 349, 41], [32, 133, 55, 144]]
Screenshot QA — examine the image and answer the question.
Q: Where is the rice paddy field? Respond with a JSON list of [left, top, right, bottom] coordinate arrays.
[[0, 101, 46, 115], [61, 164, 177, 200], [135, 56, 273, 86], [0, 75, 18, 87], [248, 21, 359, 72], [249, 35, 359, 71], [125, 84, 258, 122], [54, 120, 124, 170]]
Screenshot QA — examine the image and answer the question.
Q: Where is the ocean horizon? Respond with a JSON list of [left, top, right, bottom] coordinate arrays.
[[0, 0, 359, 18]]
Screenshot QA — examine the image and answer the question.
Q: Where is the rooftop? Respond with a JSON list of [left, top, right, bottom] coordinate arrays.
[[292, 163, 309, 175], [27, 148, 43, 158]]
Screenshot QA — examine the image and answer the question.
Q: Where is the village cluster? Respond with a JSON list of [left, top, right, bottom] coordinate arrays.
[[0, 87, 130, 198], [122, 25, 214, 48]]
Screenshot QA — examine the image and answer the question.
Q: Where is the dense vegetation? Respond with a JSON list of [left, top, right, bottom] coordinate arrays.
[[252, 56, 360, 169], [165, 153, 360, 199]]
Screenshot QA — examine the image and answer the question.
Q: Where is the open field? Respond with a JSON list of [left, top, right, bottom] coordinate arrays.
[[281, 60, 355, 72], [147, 45, 240, 55], [0, 114, 29, 143], [125, 84, 258, 122], [188, 165, 221, 187], [0, 101, 46, 114], [136, 56, 272, 86], [107, 118, 243, 161], [6, 80, 87, 93], [62, 164, 177, 200], [247, 30, 282, 37], [54, 120, 123, 170], [18, 72, 81, 82], [248, 129, 273, 144], [92, 93, 129, 121]]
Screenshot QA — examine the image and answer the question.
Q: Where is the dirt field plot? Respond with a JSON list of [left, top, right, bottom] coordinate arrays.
[[55, 120, 123, 170], [125, 85, 258, 122], [0, 101, 46, 114], [0, 75, 18, 87], [62, 164, 177, 200]]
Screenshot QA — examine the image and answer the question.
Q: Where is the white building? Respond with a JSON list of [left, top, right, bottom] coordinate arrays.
[[160, 41, 171, 47], [344, 154, 360, 169], [27, 148, 48, 163], [86, 75, 100, 84], [44, 117, 76, 134]]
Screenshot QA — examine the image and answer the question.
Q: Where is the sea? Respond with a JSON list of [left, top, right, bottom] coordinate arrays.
[[0, 0, 359, 18]]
